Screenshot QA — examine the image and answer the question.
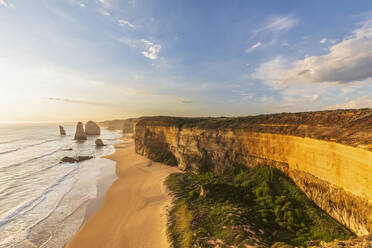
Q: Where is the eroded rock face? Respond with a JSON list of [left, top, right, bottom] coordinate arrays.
[[134, 111, 372, 236], [74, 122, 87, 140], [59, 125, 66, 135], [95, 138, 104, 147], [85, 121, 100, 135]]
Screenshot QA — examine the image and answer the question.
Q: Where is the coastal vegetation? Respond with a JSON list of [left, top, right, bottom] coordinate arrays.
[[165, 165, 353, 247]]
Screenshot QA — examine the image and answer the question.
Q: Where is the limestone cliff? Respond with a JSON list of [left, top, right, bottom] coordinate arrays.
[[98, 118, 138, 133], [134, 109, 372, 236]]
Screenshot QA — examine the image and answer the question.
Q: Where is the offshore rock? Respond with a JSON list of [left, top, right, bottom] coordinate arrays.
[[95, 139, 104, 147], [85, 121, 100, 135], [61, 156, 77, 163], [61, 156, 93, 163], [77, 156, 94, 162], [59, 125, 66, 135], [74, 122, 87, 140]]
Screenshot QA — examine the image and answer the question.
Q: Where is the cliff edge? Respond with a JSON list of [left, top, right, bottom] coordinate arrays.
[[134, 109, 372, 236]]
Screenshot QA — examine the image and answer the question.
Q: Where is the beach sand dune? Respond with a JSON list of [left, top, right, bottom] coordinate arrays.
[[66, 136, 179, 248]]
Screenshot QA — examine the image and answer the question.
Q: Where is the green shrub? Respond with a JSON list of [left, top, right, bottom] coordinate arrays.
[[165, 165, 354, 247]]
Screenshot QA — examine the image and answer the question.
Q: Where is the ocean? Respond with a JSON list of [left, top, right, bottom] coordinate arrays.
[[0, 123, 121, 248]]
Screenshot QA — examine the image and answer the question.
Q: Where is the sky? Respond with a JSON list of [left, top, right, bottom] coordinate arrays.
[[0, 0, 372, 122]]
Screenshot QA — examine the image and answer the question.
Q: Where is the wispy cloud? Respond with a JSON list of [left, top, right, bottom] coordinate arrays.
[[98, 0, 110, 8], [79, 3, 85, 8], [141, 39, 161, 60], [48, 97, 124, 108], [254, 15, 299, 35], [117, 38, 162, 60], [245, 42, 262, 53], [180, 99, 193, 104], [118, 19, 136, 29], [0, 0, 14, 8], [320, 37, 337, 44], [98, 0, 112, 16]]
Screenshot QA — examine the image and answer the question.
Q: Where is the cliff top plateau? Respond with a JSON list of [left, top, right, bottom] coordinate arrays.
[[136, 108, 372, 151]]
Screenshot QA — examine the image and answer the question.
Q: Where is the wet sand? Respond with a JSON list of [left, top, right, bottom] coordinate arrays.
[[66, 136, 179, 248]]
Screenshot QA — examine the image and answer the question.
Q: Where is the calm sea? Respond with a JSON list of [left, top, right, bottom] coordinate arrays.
[[0, 123, 121, 247]]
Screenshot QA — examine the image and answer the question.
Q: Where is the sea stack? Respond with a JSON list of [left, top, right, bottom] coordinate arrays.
[[95, 138, 104, 147], [74, 122, 87, 140], [85, 121, 100, 135], [59, 125, 66, 135]]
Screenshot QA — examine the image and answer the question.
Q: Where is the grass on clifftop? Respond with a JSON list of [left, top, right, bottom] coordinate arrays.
[[165, 165, 353, 248]]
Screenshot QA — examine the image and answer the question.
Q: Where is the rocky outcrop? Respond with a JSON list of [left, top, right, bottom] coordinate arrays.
[[134, 109, 372, 236], [95, 139, 104, 147], [74, 122, 87, 140], [85, 121, 100, 135], [59, 125, 66, 135], [61, 156, 93, 163]]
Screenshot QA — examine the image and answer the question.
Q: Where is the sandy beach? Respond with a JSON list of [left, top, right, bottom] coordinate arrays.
[[66, 135, 180, 248]]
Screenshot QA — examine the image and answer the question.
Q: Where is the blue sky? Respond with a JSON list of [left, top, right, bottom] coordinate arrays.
[[0, 0, 372, 122]]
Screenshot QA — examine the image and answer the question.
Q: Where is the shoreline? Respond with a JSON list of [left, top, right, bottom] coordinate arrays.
[[66, 134, 180, 248], [82, 157, 118, 223]]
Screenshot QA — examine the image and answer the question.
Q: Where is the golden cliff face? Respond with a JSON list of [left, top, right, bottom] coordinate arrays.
[[134, 111, 372, 236]]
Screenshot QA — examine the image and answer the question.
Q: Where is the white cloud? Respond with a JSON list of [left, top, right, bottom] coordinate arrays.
[[245, 42, 262, 53], [0, 0, 14, 8], [80, 3, 85, 8], [98, 0, 108, 5], [320, 37, 337, 44], [118, 38, 162, 59], [312, 94, 320, 102], [254, 19, 372, 85], [251, 42, 262, 49], [320, 38, 327, 44], [141, 39, 161, 60], [251, 56, 294, 87], [325, 96, 372, 110], [118, 19, 136, 29], [97, 0, 112, 16], [254, 15, 299, 35]]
